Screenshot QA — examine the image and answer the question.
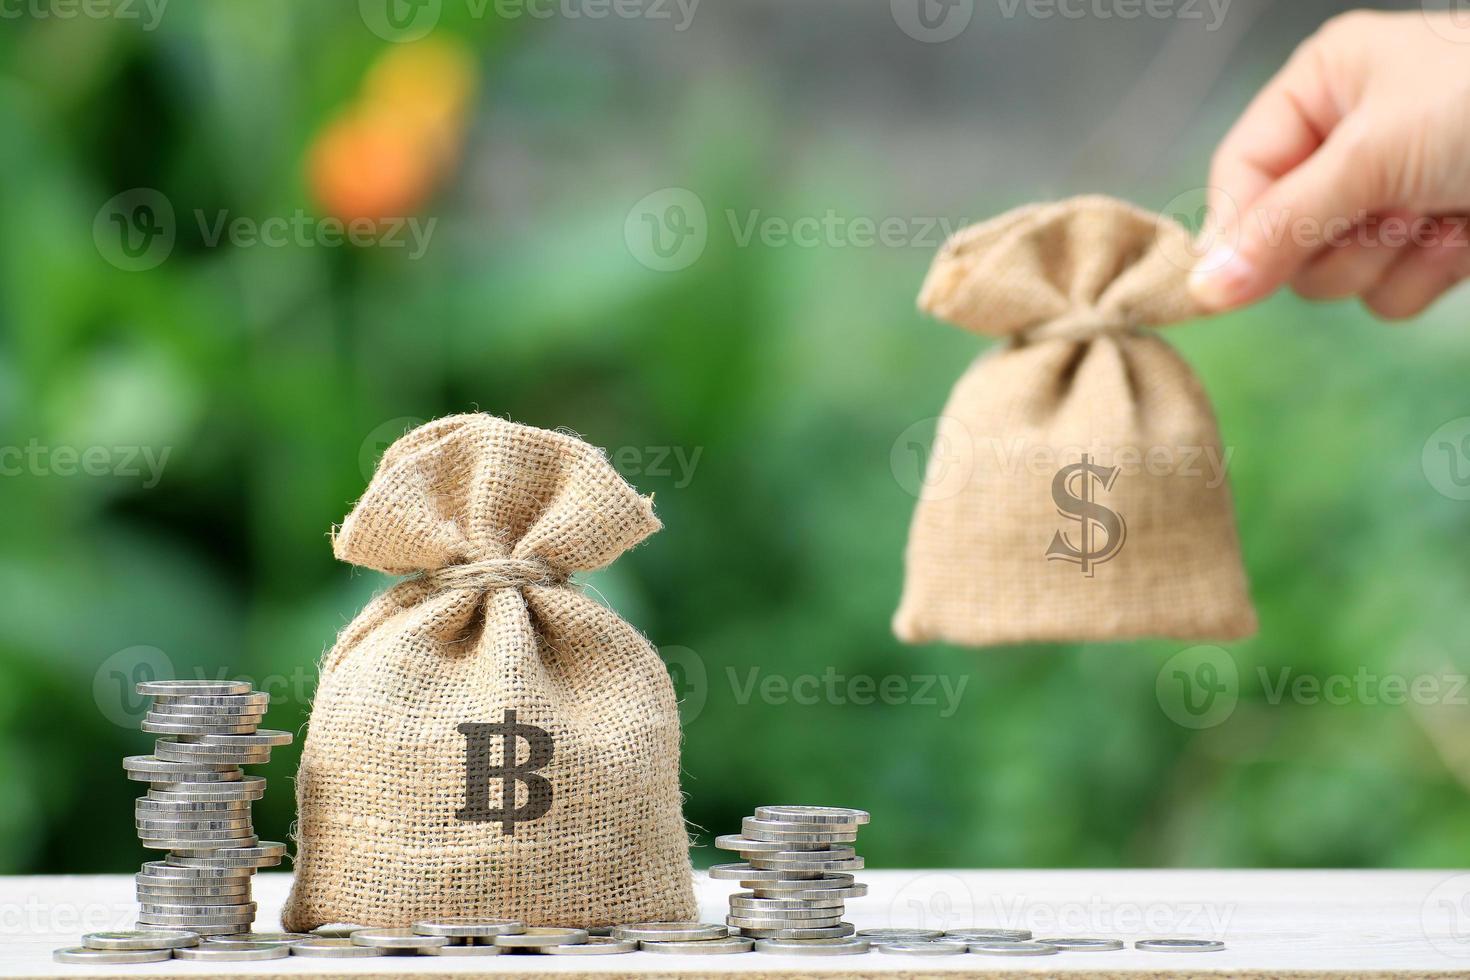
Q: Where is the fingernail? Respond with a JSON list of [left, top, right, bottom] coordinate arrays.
[[1189, 243, 1256, 310]]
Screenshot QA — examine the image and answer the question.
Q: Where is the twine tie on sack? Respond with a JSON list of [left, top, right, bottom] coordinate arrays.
[[1022, 307, 1138, 344], [419, 557, 565, 592]]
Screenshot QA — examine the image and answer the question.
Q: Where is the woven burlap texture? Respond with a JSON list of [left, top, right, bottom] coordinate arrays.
[[893, 196, 1258, 646], [283, 414, 694, 930]]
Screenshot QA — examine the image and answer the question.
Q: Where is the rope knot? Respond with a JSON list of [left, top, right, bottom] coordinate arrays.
[[1023, 306, 1137, 344], [419, 557, 565, 593]]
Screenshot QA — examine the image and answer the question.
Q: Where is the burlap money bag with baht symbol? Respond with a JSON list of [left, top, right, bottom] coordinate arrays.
[[282, 414, 694, 930], [893, 196, 1258, 646]]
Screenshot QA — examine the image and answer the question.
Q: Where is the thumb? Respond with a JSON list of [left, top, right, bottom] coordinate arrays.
[[1191, 122, 1385, 311]]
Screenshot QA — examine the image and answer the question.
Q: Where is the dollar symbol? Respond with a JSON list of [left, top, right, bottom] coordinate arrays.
[[1046, 454, 1126, 576], [457, 710, 554, 835]]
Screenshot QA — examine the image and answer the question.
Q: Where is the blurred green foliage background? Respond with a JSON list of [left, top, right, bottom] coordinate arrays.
[[2, 0, 1470, 880]]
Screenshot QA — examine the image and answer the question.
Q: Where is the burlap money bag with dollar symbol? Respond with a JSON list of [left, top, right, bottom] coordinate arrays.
[[283, 414, 694, 930], [893, 196, 1258, 646]]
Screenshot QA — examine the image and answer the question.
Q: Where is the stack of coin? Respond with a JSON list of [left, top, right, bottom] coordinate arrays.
[[711, 805, 870, 954], [124, 680, 291, 937]]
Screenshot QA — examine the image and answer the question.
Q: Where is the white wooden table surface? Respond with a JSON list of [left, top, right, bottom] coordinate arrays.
[[6, 869, 1470, 977]]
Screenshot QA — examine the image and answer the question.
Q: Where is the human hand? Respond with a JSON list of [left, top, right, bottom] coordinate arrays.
[[1190, 10, 1470, 320]]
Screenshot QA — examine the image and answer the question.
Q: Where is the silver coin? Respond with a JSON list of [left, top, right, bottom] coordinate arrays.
[[726, 905, 846, 922], [154, 739, 272, 764], [493, 927, 589, 948], [54, 947, 172, 964], [166, 841, 286, 862], [742, 846, 856, 863], [709, 862, 823, 881], [136, 921, 245, 936], [945, 928, 1033, 941], [174, 943, 288, 961], [857, 928, 943, 941], [1037, 937, 1126, 950], [968, 940, 1060, 956], [734, 922, 854, 940], [124, 756, 240, 779], [136, 816, 254, 832], [140, 830, 259, 844], [612, 922, 728, 942], [205, 933, 313, 946], [728, 914, 843, 929], [1136, 938, 1226, 952], [140, 836, 260, 851], [141, 860, 252, 879], [138, 798, 252, 814], [185, 729, 293, 747], [421, 943, 505, 955], [153, 692, 270, 708], [138, 893, 251, 908], [82, 929, 200, 950], [640, 938, 752, 954], [291, 938, 384, 957], [542, 936, 636, 954], [879, 940, 968, 956], [747, 855, 863, 872], [138, 906, 255, 922], [742, 818, 858, 842], [164, 853, 280, 869], [137, 904, 257, 921], [138, 680, 253, 696], [754, 805, 870, 825], [149, 704, 268, 719], [730, 894, 845, 911], [741, 873, 855, 892], [412, 917, 524, 937], [312, 923, 375, 938], [148, 703, 268, 719], [750, 885, 866, 902], [142, 718, 261, 736], [752, 938, 869, 955], [715, 834, 830, 853], [136, 880, 252, 894], [148, 776, 266, 801], [349, 928, 450, 949]]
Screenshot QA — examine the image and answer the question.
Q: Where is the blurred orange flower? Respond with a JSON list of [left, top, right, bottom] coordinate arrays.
[[308, 37, 477, 225]]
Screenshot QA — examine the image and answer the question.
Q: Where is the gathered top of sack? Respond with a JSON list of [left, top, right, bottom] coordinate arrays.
[[332, 414, 660, 581], [917, 195, 1205, 344]]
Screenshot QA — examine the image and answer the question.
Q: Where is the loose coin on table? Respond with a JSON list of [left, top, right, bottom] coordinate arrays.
[[349, 928, 449, 950], [312, 923, 375, 938], [1038, 937, 1126, 950], [204, 932, 313, 946], [969, 940, 1061, 956], [879, 940, 968, 956], [857, 928, 943, 942], [421, 944, 504, 956], [542, 937, 636, 954], [640, 938, 754, 954], [494, 927, 589, 948], [291, 938, 384, 957], [754, 938, 870, 955], [174, 943, 289, 961], [613, 922, 728, 942], [1136, 938, 1226, 952], [82, 930, 199, 950], [945, 927, 1033, 941], [413, 916, 523, 938], [53, 947, 173, 964]]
